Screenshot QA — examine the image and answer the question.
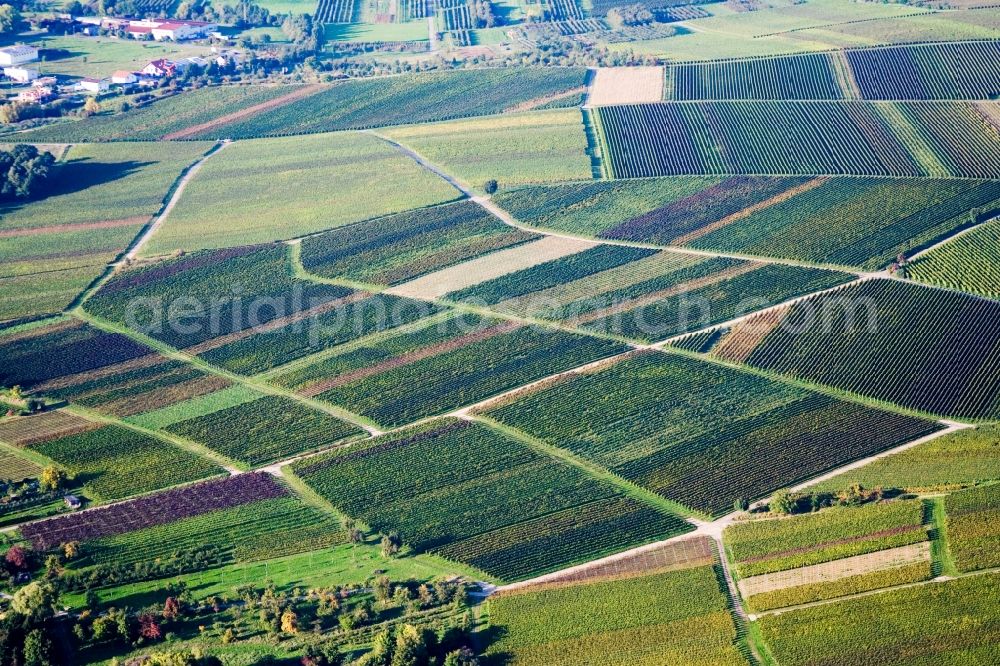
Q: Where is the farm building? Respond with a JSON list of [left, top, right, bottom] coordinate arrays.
[[4, 66, 38, 83], [64, 495, 82, 510], [142, 59, 177, 77], [0, 45, 38, 66], [17, 86, 53, 103], [79, 77, 110, 93], [111, 70, 138, 84]]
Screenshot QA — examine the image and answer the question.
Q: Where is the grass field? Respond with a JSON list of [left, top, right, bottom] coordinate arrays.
[[757, 573, 1000, 665], [291, 419, 691, 582], [485, 351, 940, 516], [381, 110, 593, 189], [143, 132, 460, 254], [19, 34, 213, 79], [0, 142, 212, 322], [485, 565, 748, 665], [812, 425, 1000, 492]]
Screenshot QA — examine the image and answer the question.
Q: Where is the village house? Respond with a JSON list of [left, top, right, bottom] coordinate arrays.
[[111, 70, 138, 85], [142, 58, 177, 78], [0, 45, 39, 67], [17, 86, 54, 103], [79, 76, 109, 93], [3, 66, 38, 83]]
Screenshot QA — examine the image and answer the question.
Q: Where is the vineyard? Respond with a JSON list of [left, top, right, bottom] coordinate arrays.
[[20, 473, 286, 550], [0, 410, 97, 448], [315, 0, 355, 22], [724, 501, 928, 577], [910, 218, 1000, 300], [291, 419, 690, 581], [182, 69, 588, 139], [485, 566, 747, 665], [299, 200, 539, 286], [735, 279, 1000, 420], [595, 101, 1000, 178], [847, 41, 1000, 100], [450, 245, 850, 342], [944, 483, 1000, 572], [164, 395, 364, 466], [0, 448, 41, 482], [757, 573, 1000, 665], [485, 352, 939, 516], [284, 313, 628, 428], [812, 425, 1000, 493], [544, 0, 582, 20], [670, 53, 843, 100], [0, 321, 152, 390], [30, 424, 223, 501]]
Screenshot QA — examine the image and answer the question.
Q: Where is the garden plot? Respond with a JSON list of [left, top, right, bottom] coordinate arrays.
[[386, 235, 595, 299], [588, 66, 665, 105], [291, 418, 691, 582], [484, 352, 941, 516]]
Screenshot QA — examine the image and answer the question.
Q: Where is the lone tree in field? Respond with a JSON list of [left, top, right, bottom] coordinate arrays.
[[770, 490, 796, 515], [733, 498, 749, 513], [483, 179, 498, 195]]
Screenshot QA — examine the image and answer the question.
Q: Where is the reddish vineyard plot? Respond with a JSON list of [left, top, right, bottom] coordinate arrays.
[[484, 352, 940, 516], [20, 472, 285, 551], [292, 419, 691, 581], [736, 279, 1000, 420]]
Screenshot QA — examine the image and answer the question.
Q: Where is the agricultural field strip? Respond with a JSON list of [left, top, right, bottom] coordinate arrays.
[[736, 542, 931, 598], [749, 562, 1000, 619], [909, 211, 1000, 260], [160, 85, 326, 140]]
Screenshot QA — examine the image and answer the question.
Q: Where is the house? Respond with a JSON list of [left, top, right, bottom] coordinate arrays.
[[17, 86, 53, 103], [79, 77, 109, 93], [142, 58, 176, 78], [0, 45, 39, 67], [183, 56, 209, 68], [111, 70, 138, 84], [64, 495, 82, 510], [125, 24, 154, 39], [150, 19, 217, 41], [3, 66, 38, 83], [33, 76, 57, 88]]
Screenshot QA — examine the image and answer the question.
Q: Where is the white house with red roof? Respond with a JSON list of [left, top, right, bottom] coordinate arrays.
[[141, 59, 177, 78]]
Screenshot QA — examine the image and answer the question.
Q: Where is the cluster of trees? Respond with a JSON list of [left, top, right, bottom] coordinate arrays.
[[0, 581, 63, 666], [0, 145, 55, 201], [0, 3, 22, 34], [467, 0, 498, 28], [357, 625, 479, 666], [764, 484, 898, 516], [607, 3, 654, 26]]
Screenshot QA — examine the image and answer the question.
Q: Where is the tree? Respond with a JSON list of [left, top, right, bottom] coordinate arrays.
[[391, 624, 430, 666], [62, 541, 80, 560], [11, 582, 57, 621], [443, 648, 479, 666], [280, 608, 298, 634], [733, 497, 749, 513], [22, 629, 53, 666], [0, 145, 56, 200], [0, 4, 21, 34], [5, 544, 28, 570], [39, 466, 65, 492], [139, 613, 163, 640], [162, 597, 181, 620], [770, 489, 796, 515], [302, 645, 341, 666], [483, 179, 498, 194], [83, 97, 101, 117], [380, 532, 402, 558]]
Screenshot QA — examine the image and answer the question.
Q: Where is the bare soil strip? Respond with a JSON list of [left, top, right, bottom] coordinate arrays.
[[573, 262, 763, 325], [671, 178, 829, 246], [504, 86, 587, 113], [711, 306, 789, 363], [0, 217, 150, 238], [160, 85, 326, 140], [184, 292, 372, 356], [588, 67, 665, 106], [386, 236, 595, 300], [0, 410, 99, 447], [299, 321, 522, 397], [738, 542, 931, 598]]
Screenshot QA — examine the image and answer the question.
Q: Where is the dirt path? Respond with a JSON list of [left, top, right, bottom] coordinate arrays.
[[504, 86, 587, 113], [161, 85, 325, 140], [124, 141, 229, 262]]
